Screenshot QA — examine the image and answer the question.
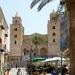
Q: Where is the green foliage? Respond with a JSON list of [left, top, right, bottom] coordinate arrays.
[[31, 0, 67, 16], [30, 0, 40, 9], [30, 0, 53, 11], [32, 34, 47, 46], [30, 0, 68, 24]]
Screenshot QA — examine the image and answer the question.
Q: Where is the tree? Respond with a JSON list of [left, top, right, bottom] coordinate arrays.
[[30, 0, 75, 75], [32, 33, 47, 57], [30, 0, 65, 12]]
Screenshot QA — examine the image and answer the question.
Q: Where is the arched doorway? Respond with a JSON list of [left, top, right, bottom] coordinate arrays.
[[23, 48, 29, 56], [40, 48, 47, 57]]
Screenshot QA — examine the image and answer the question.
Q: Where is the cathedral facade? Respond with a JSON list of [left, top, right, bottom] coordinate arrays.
[[9, 10, 69, 61]]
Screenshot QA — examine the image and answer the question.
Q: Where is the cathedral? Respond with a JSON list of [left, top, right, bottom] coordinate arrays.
[[9, 10, 69, 62], [0, 5, 69, 68]]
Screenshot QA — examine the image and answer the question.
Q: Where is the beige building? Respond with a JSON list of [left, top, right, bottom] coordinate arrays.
[[10, 13, 24, 56], [0, 7, 8, 51], [48, 10, 61, 57], [22, 33, 48, 57], [10, 10, 62, 59], [0, 7, 8, 72]]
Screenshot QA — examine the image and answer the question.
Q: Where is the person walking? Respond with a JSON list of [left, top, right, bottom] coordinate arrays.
[[16, 69, 22, 75], [42, 70, 46, 75], [33, 70, 39, 75], [62, 65, 68, 75], [4, 68, 12, 75]]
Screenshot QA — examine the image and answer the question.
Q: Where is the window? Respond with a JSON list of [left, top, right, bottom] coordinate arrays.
[[52, 32, 56, 36], [15, 20, 17, 23], [53, 39, 55, 43], [14, 28, 17, 31], [52, 26, 55, 29], [52, 17, 57, 20], [14, 34, 17, 38], [14, 40, 17, 44], [0, 38, 2, 43]]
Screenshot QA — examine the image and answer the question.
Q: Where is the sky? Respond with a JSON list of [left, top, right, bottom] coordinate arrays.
[[0, 0, 60, 35], [0, 0, 60, 50]]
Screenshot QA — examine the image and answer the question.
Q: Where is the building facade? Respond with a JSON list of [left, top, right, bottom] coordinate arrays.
[[48, 10, 61, 57], [0, 7, 8, 72], [10, 10, 69, 60], [10, 13, 24, 56], [0, 7, 8, 51]]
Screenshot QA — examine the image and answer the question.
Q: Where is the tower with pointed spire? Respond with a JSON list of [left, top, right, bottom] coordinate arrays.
[[10, 12, 24, 56], [48, 10, 61, 57]]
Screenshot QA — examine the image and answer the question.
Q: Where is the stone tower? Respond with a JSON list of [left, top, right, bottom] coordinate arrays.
[[48, 10, 61, 57], [10, 13, 24, 56]]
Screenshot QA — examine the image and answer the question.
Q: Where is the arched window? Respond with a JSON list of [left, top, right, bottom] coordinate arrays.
[[52, 26, 55, 29], [14, 40, 17, 44], [40, 48, 47, 57], [52, 32, 56, 36], [53, 39, 55, 43]]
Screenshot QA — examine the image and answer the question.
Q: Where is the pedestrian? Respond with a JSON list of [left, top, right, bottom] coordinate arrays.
[[62, 65, 68, 75], [4, 68, 12, 75], [33, 70, 39, 75], [16, 69, 22, 75], [51, 66, 58, 75], [16, 64, 18, 68], [42, 70, 46, 75]]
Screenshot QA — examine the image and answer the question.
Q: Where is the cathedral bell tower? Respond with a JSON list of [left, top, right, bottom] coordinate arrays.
[[10, 13, 24, 56], [48, 10, 61, 57]]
